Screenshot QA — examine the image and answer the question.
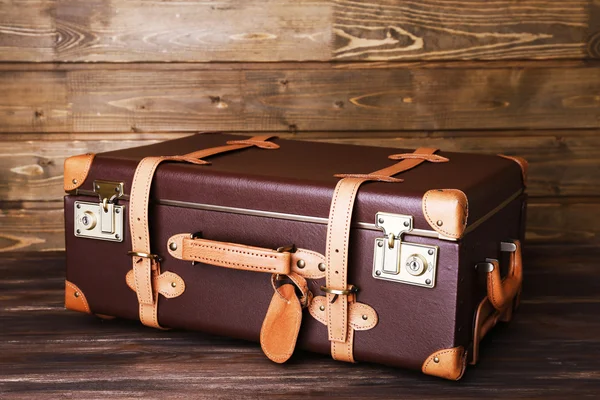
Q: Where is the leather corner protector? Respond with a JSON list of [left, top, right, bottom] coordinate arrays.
[[65, 280, 91, 314], [422, 346, 467, 381], [309, 296, 378, 331], [422, 189, 468, 239], [499, 154, 528, 185], [126, 269, 185, 299], [167, 233, 188, 260], [64, 153, 95, 192], [291, 249, 326, 279]]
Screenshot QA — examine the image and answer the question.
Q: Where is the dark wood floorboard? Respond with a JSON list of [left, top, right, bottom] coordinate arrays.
[[1, 246, 599, 399]]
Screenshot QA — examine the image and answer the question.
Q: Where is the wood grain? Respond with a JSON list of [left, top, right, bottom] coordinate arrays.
[[1, 0, 599, 62], [1, 198, 598, 252], [2, 64, 600, 132], [333, 0, 592, 61], [2, 131, 600, 201], [1, 246, 599, 398]]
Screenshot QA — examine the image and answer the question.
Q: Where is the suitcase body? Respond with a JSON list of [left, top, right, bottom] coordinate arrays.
[[63, 133, 526, 380]]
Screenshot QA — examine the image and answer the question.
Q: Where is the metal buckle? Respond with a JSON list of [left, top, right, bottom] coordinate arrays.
[[127, 251, 162, 262], [277, 244, 297, 253], [320, 285, 358, 303]]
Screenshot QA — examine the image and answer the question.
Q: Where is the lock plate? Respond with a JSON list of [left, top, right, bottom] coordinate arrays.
[[372, 212, 438, 288], [74, 201, 124, 242]]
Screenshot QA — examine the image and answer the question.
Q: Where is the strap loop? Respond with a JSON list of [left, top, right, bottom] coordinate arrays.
[[388, 153, 449, 163]]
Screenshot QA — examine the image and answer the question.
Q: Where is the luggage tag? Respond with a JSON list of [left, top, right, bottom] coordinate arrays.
[[260, 273, 311, 363]]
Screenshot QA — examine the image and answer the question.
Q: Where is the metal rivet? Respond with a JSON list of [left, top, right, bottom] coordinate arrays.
[[72, 179, 78, 184], [74, 292, 80, 298], [169, 242, 178, 251], [428, 249, 434, 255], [436, 220, 443, 226], [296, 259, 306, 269], [362, 314, 368, 320], [95, 184, 100, 190], [403, 221, 410, 227], [76, 229, 81, 234], [171, 282, 177, 288], [426, 279, 432, 285], [318, 263, 326, 272], [375, 270, 381, 276], [433, 356, 440, 363], [378, 217, 384, 224], [76, 204, 81, 209], [377, 241, 383, 248], [115, 209, 120, 214], [319, 305, 325, 311], [115, 234, 120, 239]]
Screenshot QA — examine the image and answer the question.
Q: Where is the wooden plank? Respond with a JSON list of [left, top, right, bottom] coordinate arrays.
[[1, 198, 598, 252], [0, 0, 55, 61], [3, 64, 600, 132], [1, 1, 598, 62], [0, 247, 599, 398], [332, 0, 592, 61], [0, 71, 68, 132], [1, 131, 599, 201]]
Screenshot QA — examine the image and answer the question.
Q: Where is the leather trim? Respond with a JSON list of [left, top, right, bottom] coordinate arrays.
[[291, 249, 326, 279], [422, 346, 467, 381], [422, 189, 469, 239], [63, 153, 95, 192], [260, 283, 302, 363], [65, 280, 91, 314], [126, 269, 185, 299], [388, 153, 449, 163], [309, 296, 378, 331], [499, 154, 528, 185]]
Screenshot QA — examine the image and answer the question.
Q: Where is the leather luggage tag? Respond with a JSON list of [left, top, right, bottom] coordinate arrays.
[[260, 283, 303, 363]]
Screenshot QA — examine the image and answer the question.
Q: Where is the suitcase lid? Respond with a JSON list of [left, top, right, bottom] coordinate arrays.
[[82, 133, 525, 239]]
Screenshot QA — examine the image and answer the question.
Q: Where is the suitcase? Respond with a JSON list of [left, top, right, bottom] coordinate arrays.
[[63, 133, 526, 380]]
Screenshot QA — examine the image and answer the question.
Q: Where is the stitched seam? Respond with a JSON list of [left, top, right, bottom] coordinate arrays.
[[294, 249, 326, 279], [188, 254, 279, 271], [66, 282, 90, 313], [351, 304, 377, 330], [189, 242, 278, 259]]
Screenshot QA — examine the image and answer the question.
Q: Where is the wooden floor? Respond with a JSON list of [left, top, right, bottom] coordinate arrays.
[[1, 246, 599, 399]]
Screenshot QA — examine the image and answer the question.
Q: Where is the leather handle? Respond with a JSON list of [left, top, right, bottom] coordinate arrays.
[[487, 240, 523, 312], [167, 234, 292, 274]]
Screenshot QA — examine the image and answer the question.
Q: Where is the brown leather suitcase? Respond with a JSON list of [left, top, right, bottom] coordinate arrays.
[[63, 133, 526, 380]]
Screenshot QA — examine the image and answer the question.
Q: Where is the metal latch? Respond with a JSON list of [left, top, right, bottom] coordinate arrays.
[[372, 212, 438, 288], [74, 180, 125, 242]]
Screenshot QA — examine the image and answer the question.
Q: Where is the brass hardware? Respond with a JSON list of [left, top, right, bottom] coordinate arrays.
[[169, 242, 178, 251], [436, 220, 443, 226], [72, 179, 78, 184], [319, 305, 325, 311], [74, 291, 80, 298], [320, 285, 358, 303], [433, 356, 440, 363], [171, 282, 177, 288], [318, 262, 326, 272], [277, 244, 297, 253], [362, 314, 368, 320], [101, 197, 109, 212], [93, 180, 125, 202], [74, 201, 124, 242], [373, 212, 438, 288], [127, 251, 161, 261], [297, 259, 306, 269]]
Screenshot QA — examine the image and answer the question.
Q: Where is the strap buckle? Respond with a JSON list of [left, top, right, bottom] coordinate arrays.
[[320, 285, 358, 303], [127, 251, 162, 262]]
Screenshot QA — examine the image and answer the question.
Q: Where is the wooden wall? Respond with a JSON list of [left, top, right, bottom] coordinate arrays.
[[1, 0, 599, 251]]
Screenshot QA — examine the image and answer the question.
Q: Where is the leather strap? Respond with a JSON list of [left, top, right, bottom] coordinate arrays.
[[129, 135, 278, 329], [167, 233, 326, 279], [324, 147, 447, 360]]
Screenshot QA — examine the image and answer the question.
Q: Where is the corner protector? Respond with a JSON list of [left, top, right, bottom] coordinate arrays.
[[64, 153, 95, 192], [422, 189, 469, 239], [65, 280, 91, 314], [422, 346, 467, 381], [498, 154, 528, 186]]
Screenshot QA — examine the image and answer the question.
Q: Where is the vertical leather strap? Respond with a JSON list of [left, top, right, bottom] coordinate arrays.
[[129, 135, 278, 329], [324, 148, 447, 359]]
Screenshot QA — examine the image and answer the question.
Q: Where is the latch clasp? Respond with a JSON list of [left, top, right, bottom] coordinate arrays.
[[372, 212, 438, 288]]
